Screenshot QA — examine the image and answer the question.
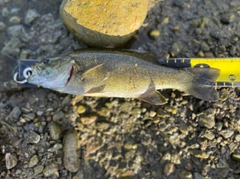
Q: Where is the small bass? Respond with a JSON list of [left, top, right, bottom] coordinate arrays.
[[27, 49, 220, 105]]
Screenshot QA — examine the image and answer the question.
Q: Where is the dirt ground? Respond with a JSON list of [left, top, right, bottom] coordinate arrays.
[[0, 0, 240, 178]]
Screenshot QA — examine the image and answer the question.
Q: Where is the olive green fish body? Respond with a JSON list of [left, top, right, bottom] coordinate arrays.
[[28, 49, 220, 105]]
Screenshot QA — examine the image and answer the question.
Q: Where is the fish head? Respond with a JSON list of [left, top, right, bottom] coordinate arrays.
[[27, 56, 75, 90]]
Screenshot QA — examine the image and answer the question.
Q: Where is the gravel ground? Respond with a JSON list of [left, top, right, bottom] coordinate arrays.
[[1, 0, 240, 179]]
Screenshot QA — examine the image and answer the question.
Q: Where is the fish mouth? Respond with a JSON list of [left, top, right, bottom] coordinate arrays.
[[66, 65, 74, 85]]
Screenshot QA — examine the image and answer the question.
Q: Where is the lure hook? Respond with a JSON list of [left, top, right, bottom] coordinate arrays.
[[13, 67, 32, 84]]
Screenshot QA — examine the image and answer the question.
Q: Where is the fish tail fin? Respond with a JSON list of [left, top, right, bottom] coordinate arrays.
[[182, 68, 220, 101]]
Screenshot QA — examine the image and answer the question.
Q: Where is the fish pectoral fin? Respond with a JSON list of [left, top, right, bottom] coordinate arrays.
[[85, 85, 106, 94], [139, 90, 167, 105], [81, 64, 103, 81]]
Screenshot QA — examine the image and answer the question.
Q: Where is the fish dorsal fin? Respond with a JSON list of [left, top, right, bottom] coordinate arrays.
[[81, 64, 103, 81]]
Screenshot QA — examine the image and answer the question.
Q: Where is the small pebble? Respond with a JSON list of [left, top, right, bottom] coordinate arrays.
[[10, 7, 20, 14], [0, 21, 6, 30], [204, 130, 215, 140], [52, 111, 65, 121], [170, 42, 181, 57], [34, 165, 44, 175], [48, 143, 63, 152], [5, 153, 17, 169], [220, 129, 234, 139], [28, 132, 40, 144], [221, 12, 236, 24], [231, 153, 240, 162], [25, 9, 39, 25], [149, 30, 160, 39], [163, 162, 175, 176], [49, 122, 62, 140], [23, 112, 35, 120], [29, 155, 39, 167], [9, 16, 21, 24], [80, 114, 97, 125], [77, 105, 86, 114], [230, 46, 236, 56], [2, 7, 9, 17], [43, 163, 59, 177], [180, 170, 193, 179], [194, 172, 204, 179], [235, 134, 240, 142], [189, 149, 209, 159], [171, 153, 181, 164], [96, 122, 110, 131], [63, 130, 80, 172], [9, 107, 21, 121]]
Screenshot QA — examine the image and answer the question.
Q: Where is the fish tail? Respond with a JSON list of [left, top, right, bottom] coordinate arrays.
[[182, 68, 220, 101]]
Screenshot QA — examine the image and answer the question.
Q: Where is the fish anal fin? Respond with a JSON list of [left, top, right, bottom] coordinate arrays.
[[139, 90, 167, 105], [81, 64, 103, 81]]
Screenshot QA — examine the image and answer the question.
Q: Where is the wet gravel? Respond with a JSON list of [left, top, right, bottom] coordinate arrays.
[[1, 0, 240, 179]]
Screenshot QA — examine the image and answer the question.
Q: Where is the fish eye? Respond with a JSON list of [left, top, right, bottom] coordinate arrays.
[[43, 58, 50, 64]]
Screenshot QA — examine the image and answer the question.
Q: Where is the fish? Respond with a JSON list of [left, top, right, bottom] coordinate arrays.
[[27, 48, 220, 105]]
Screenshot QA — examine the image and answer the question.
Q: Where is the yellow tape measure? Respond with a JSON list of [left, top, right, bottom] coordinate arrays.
[[160, 58, 240, 87]]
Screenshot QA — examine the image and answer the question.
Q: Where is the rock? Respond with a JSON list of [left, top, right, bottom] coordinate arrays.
[[7, 25, 25, 38], [2, 7, 9, 17], [204, 130, 215, 140], [163, 162, 175, 176], [5, 153, 17, 169], [60, 0, 149, 47], [34, 165, 44, 175], [170, 42, 181, 56], [235, 134, 240, 142], [219, 89, 229, 101], [63, 130, 80, 172], [194, 172, 204, 179], [9, 16, 21, 24], [180, 170, 193, 179], [221, 12, 236, 24], [201, 41, 210, 52], [231, 153, 240, 162], [229, 46, 236, 56], [49, 122, 62, 140], [9, 107, 21, 122], [25, 9, 39, 25], [52, 111, 65, 121], [189, 149, 209, 159], [198, 109, 216, 129], [23, 112, 36, 120], [74, 160, 96, 179], [149, 30, 160, 39], [77, 105, 87, 114], [171, 153, 181, 164], [28, 132, 40, 144], [0, 21, 6, 30], [43, 163, 59, 177], [48, 143, 63, 152], [220, 129, 234, 139], [29, 155, 39, 167], [80, 114, 97, 125], [96, 122, 110, 131], [86, 136, 103, 156]]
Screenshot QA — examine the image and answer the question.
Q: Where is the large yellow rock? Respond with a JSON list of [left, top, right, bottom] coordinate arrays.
[[60, 0, 149, 47]]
